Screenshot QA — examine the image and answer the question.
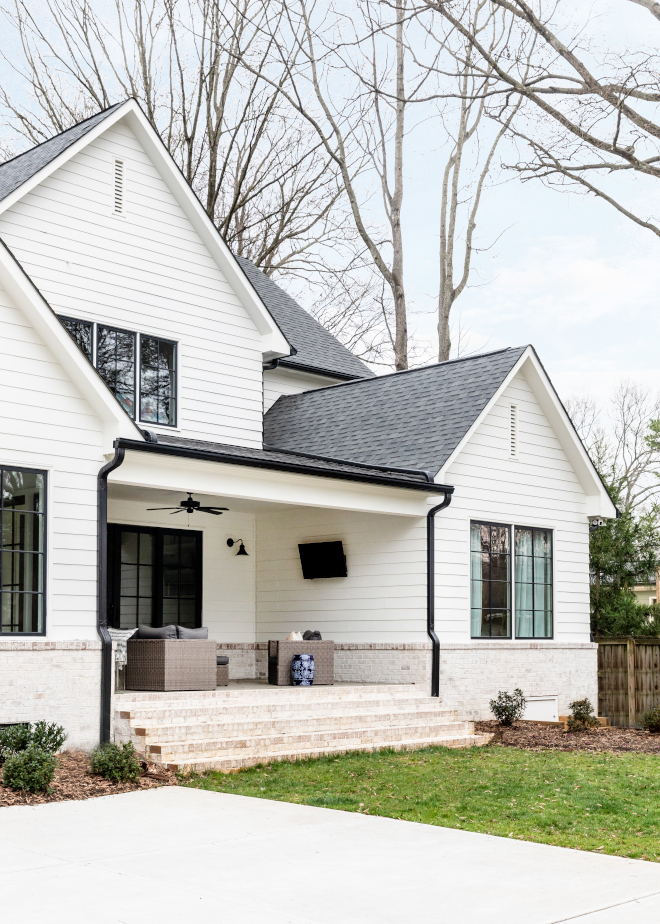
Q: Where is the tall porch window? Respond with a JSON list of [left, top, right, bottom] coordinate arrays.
[[108, 525, 201, 630], [515, 527, 553, 638], [1, 468, 45, 634], [470, 522, 511, 638]]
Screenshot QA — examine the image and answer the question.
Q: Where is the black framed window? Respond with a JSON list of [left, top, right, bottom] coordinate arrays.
[[97, 326, 136, 418], [108, 525, 201, 630], [515, 527, 553, 638], [140, 336, 176, 426], [1, 468, 46, 634], [470, 521, 511, 638], [58, 316, 93, 362]]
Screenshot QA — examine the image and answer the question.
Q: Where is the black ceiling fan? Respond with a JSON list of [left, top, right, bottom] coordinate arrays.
[[147, 493, 228, 516]]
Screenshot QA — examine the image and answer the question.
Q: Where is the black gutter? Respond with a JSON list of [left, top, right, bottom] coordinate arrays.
[[276, 358, 369, 382], [116, 438, 453, 495], [97, 444, 126, 742], [427, 490, 454, 697]]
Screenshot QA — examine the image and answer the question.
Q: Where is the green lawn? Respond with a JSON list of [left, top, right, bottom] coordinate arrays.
[[184, 744, 660, 861]]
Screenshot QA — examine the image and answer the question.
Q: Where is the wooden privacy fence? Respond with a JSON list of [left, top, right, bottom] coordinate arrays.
[[597, 638, 660, 727]]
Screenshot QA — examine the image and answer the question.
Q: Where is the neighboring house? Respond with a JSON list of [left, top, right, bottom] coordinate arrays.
[[0, 100, 615, 750]]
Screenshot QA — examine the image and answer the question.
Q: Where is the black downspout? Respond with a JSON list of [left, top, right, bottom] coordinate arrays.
[[427, 489, 454, 698], [98, 444, 126, 743]]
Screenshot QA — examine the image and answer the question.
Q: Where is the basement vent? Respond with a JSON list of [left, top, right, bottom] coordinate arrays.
[[509, 404, 518, 458], [113, 159, 124, 214]]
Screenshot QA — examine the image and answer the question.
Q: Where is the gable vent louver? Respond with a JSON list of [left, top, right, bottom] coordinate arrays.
[[509, 404, 518, 458], [113, 159, 124, 214]]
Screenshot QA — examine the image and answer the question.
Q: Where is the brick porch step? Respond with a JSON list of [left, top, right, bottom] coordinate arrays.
[[114, 684, 490, 772]]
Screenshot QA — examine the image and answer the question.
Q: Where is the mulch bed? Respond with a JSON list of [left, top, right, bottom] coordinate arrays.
[[475, 719, 660, 754], [0, 750, 178, 807]]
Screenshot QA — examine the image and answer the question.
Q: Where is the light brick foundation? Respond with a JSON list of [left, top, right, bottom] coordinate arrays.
[[215, 642, 431, 686], [439, 642, 598, 719], [0, 641, 102, 750]]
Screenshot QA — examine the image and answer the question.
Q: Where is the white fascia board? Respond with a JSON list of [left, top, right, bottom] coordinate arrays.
[[0, 100, 290, 361], [0, 243, 143, 447], [437, 346, 616, 519], [112, 451, 432, 517]]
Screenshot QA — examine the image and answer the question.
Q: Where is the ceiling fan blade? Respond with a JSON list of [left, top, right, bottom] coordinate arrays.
[[170, 509, 186, 514], [146, 507, 178, 511], [198, 507, 228, 514]]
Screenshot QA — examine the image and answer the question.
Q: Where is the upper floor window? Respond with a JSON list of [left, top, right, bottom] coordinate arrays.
[[97, 326, 136, 418], [1, 467, 45, 635], [140, 336, 176, 426], [58, 316, 177, 427], [59, 317, 93, 363]]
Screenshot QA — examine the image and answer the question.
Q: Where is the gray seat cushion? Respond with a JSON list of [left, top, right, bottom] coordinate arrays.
[[177, 626, 209, 639], [137, 624, 177, 639], [216, 655, 229, 666]]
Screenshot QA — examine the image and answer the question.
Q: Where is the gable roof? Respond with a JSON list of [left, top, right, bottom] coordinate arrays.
[[264, 347, 527, 476], [0, 99, 290, 360], [236, 256, 373, 381], [0, 103, 125, 203]]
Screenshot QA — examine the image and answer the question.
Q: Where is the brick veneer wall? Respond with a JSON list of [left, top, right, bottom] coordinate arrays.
[[439, 642, 598, 719], [0, 641, 102, 750], [216, 642, 432, 686]]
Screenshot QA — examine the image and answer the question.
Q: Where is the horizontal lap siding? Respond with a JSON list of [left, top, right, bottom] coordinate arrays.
[[256, 508, 428, 643], [263, 368, 344, 412], [438, 370, 589, 642], [0, 283, 102, 640], [0, 122, 264, 447]]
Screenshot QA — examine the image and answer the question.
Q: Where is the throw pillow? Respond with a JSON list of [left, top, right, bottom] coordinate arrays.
[[136, 624, 177, 639], [177, 626, 209, 639]]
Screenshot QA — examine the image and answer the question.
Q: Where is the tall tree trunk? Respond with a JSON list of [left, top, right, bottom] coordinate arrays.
[[392, 2, 407, 371]]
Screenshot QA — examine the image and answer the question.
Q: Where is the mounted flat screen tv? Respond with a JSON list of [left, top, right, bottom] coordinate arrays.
[[298, 541, 347, 580]]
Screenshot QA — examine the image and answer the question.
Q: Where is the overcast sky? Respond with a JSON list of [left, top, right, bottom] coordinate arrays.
[[402, 0, 660, 407]]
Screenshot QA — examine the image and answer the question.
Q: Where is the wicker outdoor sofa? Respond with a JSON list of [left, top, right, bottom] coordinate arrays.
[[125, 638, 218, 691]]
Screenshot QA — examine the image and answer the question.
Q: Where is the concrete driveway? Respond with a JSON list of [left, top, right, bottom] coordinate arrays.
[[1, 786, 659, 923]]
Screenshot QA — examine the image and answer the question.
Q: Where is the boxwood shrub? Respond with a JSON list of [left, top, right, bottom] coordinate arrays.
[[90, 742, 142, 784], [3, 747, 58, 793]]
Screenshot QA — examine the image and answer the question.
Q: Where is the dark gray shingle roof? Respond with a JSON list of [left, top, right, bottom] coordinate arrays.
[[235, 255, 373, 381], [264, 346, 529, 476], [133, 434, 444, 492], [0, 103, 125, 203]]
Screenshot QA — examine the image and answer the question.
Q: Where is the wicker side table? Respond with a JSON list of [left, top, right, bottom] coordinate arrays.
[[268, 640, 334, 685], [126, 640, 217, 691]]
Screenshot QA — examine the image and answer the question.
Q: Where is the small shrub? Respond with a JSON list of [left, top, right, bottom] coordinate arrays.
[[0, 721, 67, 763], [641, 706, 660, 733], [31, 721, 67, 754], [0, 724, 32, 763], [2, 747, 57, 793], [567, 698, 600, 732], [90, 742, 142, 784], [490, 689, 526, 726]]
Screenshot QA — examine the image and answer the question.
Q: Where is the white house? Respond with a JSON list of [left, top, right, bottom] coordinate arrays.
[[0, 100, 615, 757]]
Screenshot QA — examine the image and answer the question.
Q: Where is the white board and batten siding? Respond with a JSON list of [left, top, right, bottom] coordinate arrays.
[[436, 369, 590, 642], [0, 120, 265, 448], [263, 367, 345, 413], [0, 281, 103, 641]]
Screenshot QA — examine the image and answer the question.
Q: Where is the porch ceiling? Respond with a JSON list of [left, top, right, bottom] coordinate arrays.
[[108, 449, 437, 517], [108, 482, 294, 514]]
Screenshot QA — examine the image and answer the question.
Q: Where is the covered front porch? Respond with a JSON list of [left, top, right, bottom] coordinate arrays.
[[106, 440, 441, 691]]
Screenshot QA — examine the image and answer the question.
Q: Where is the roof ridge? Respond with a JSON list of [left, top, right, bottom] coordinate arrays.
[[271, 345, 529, 399], [0, 100, 127, 173]]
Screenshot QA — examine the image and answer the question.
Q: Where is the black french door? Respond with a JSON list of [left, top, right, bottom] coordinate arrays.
[[108, 524, 202, 630]]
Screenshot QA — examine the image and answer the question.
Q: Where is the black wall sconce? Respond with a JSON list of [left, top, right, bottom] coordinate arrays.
[[227, 538, 248, 556]]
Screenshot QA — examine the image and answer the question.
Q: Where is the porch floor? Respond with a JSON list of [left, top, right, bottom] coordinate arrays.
[[113, 683, 490, 771]]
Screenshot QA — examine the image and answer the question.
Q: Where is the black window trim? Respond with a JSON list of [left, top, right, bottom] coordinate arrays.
[[469, 518, 555, 641], [57, 316, 178, 428], [107, 523, 202, 630], [513, 523, 555, 641], [0, 464, 47, 637], [138, 333, 178, 429], [470, 519, 512, 640]]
